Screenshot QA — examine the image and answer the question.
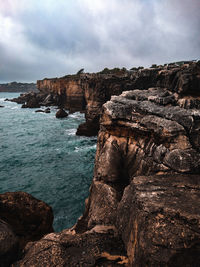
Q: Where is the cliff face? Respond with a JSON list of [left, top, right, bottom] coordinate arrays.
[[75, 86, 200, 265], [37, 62, 200, 136], [4, 62, 200, 266]]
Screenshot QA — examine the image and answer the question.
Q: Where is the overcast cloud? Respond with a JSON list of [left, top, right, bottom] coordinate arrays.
[[0, 0, 200, 82]]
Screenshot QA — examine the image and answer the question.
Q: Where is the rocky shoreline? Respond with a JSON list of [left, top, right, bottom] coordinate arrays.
[[8, 61, 200, 137], [1, 61, 200, 266]]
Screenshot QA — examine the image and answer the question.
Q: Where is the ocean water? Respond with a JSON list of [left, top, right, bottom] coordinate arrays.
[[0, 92, 96, 231]]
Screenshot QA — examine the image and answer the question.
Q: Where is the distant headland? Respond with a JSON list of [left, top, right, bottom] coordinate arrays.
[[0, 82, 38, 93]]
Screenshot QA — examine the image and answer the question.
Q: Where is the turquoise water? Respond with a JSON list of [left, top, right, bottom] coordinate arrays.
[[0, 92, 96, 231]]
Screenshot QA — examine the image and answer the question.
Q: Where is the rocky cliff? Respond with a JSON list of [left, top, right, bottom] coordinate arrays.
[[73, 87, 200, 265], [36, 61, 200, 136], [2, 61, 200, 266]]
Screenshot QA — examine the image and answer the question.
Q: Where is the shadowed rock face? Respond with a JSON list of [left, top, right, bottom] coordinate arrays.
[[0, 219, 19, 267], [0, 192, 54, 250]]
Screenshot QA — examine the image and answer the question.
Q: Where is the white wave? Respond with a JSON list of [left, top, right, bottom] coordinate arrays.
[[75, 144, 96, 152], [0, 98, 5, 101], [65, 129, 76, 136], [11, 106, 20, 110], [69, 112, 84, 119]]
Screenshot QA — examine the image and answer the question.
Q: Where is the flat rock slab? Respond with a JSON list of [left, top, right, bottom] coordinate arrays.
[[117, 174, 200, 266]]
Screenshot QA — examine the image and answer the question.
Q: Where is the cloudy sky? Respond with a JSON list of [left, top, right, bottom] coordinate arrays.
[[0, 0, 200, 83]]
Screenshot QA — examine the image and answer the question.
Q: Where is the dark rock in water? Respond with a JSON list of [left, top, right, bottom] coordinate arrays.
[[13, 226, 127, 267], [0, 219, 19, 267], [0, 105, 4, 108], [21, 97, 40, 108], [44, 108, 51, 113], [56, 109, 68, 118], [0, 192, 54, 249], [35, 109, 44, 113], [35, 108, 50, 113]]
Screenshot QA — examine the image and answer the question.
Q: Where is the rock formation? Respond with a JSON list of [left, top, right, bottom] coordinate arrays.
[[0, 219, 19, 267], [4, 60, 200, 266], [37, 61, 200, 136], [56, 108, 68, 118], [9, 61, 200, 136], [74, 85, 200, 265], [0, 192, 54, 266]]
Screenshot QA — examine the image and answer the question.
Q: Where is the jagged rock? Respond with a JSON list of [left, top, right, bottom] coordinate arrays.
[[0, 219, 19, 267], [56, 109, 68, 118], [116, 174, 200, 266], [13, 226, 127, 267], [21, 97, 40, 108], [0, 105, 4, 108], [0, 192, 54, 249]]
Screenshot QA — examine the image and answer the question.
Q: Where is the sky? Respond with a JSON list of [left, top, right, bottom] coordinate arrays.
[[0, 0, 200, 83]]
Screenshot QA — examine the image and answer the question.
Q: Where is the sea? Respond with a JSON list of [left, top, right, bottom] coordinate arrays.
[[0, 92, 96, 232]]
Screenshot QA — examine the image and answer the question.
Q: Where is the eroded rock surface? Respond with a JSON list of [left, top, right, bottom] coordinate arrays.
[[13, 226, 127, 267], [76, 85, 200, 265], [0, 192, 54, 249], [117, 174, 200, 266]]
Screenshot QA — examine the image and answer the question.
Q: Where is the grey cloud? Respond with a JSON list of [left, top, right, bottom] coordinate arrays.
[[0, 0, 199, 83]]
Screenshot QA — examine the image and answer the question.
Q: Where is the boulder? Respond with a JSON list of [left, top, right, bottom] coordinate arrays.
[[0, 105, 4, 108], [0, 192, 54, 249], [55, 109, 68, 118], [0, 219, 19, 267]]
